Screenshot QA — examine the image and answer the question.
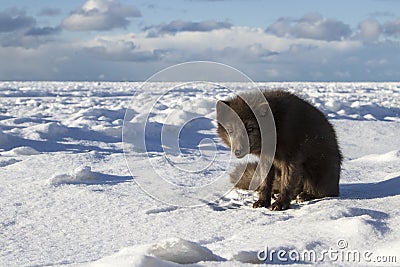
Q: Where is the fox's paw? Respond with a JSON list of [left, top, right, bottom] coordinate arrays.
[[295, 192, 314, 203], [252, 199, 271, 208], [269, 199, 290, 211]]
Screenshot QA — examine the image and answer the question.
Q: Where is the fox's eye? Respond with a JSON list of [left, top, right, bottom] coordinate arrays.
[[227, 128, 233, 134], [247, 127, 253, 133]]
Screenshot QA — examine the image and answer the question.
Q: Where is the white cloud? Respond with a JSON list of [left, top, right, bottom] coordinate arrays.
[[62, 0, 141, 31], [384, 18, 400, 36], [78, 26, 362, 81], [83, 38, 164, 61], [2, 12, 400, 82], [358, 19, 381, 42], [140, 26, 360, 55], [296, 13, 352, 41], [1, 23, 369, 80], [266, 13, 352, 41], [265, 18, 292, 38]]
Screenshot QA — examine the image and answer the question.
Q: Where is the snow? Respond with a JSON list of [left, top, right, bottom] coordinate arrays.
[[81, 238, 223, 267], [1, 146, 40, 156], [0, 81, 399, 266], [50, 166, 98, 185]]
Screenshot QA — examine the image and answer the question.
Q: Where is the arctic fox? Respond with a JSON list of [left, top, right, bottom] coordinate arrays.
[[216, 90, 342, 211]]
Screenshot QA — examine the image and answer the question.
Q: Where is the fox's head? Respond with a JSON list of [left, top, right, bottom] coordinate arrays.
[[216, 94, 269, 158]]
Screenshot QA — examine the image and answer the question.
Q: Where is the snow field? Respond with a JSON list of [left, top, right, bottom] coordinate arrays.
[[0, 81, 399, 266]]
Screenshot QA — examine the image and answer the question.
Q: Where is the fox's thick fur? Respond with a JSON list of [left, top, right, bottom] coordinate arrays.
[[217, 90, 342, 211]]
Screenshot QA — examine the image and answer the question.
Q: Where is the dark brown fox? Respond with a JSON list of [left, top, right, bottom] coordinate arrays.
[[216, 90, 342, 211]]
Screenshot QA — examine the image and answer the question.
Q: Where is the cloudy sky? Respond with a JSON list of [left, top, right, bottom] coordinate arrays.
[[1, 0, 400, 81]]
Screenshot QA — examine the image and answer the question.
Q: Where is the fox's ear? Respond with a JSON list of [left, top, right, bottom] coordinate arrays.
[[216, 100, 230, 111], [216, 100, 230, 121]]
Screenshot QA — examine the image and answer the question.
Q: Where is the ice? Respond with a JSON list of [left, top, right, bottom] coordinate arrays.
[[0, 81, 399, 266]]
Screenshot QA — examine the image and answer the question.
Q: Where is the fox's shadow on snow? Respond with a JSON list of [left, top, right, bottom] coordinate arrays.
[[206, 176, 400, 213], [340, 175, 400, 199]]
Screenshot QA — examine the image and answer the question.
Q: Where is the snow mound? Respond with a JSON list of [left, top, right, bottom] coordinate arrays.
[[32, 122, 68, 139], [149, 238, 223, 264], [50, 166, 97, 185], [1, 146, 40, 156], [49, 166, 133, 185], [85, 238, 224, 266], [324, 99, 342, 112], [21, 122, 69, 141]]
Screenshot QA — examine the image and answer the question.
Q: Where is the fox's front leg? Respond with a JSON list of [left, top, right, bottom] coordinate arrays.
[[270, 162, 301, 211], [253, 166, 275, 208]]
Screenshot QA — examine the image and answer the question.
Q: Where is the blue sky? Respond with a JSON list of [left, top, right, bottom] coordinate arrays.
[[1, 0, 400, 81]]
